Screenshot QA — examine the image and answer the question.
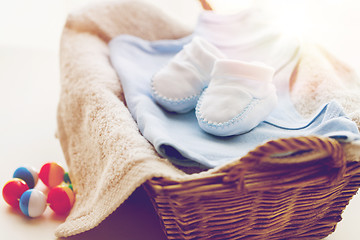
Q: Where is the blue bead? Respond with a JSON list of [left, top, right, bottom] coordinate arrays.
[[19, 190, 31, 217], [13, 167, 38, 189]]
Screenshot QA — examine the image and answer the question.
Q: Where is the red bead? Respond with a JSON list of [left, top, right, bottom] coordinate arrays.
[[2, 178, 29, 209], [47, 185, 75, 215], [39, 162, 65, 188]]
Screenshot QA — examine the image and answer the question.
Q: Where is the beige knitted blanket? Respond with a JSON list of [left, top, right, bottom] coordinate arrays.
[[56, 0, 360, 237]]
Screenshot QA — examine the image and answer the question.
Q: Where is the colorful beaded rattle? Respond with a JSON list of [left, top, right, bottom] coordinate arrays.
[[2, 162, 75, 218]]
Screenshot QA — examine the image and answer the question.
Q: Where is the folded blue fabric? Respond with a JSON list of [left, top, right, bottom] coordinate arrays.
[[109, 34, 360, 168]]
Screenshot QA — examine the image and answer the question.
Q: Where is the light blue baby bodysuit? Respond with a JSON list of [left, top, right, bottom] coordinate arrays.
[[108, 10, 360, 168], [109, 34, 359, 168]]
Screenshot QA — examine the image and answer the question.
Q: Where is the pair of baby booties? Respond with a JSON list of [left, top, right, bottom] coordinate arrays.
[[151, 36, 277, 137]]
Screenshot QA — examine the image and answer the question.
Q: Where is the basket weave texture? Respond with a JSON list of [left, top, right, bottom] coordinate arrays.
[[145, 136, 360, 239]]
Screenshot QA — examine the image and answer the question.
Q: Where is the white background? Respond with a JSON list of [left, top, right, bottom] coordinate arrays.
[[0, 0, 359, 239]]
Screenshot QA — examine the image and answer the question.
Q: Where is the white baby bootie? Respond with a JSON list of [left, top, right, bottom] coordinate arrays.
[[196, 59, 277, 136], [151, 36, 226, 113]]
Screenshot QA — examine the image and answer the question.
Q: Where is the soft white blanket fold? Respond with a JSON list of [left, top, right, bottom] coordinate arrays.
[[56, 0, 360, 237], [291, 43, 360, 126]]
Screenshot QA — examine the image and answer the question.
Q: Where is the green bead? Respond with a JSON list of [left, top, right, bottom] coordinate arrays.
[[64, 172, 71, 184]]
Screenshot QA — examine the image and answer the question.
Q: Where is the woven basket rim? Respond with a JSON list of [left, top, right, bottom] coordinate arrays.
[[147, 135, 355, 187]]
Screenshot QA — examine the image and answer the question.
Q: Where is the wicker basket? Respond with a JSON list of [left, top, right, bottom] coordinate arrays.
[[144, 136, 360, 239]]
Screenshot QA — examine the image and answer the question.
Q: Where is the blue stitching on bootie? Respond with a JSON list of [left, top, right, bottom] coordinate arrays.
[[195, 88, 261, 130], [150, 54, 210, 112], [150, 75, 200, 105]]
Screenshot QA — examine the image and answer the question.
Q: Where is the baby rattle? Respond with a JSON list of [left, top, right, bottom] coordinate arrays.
[[2, 162, 75, 218]]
